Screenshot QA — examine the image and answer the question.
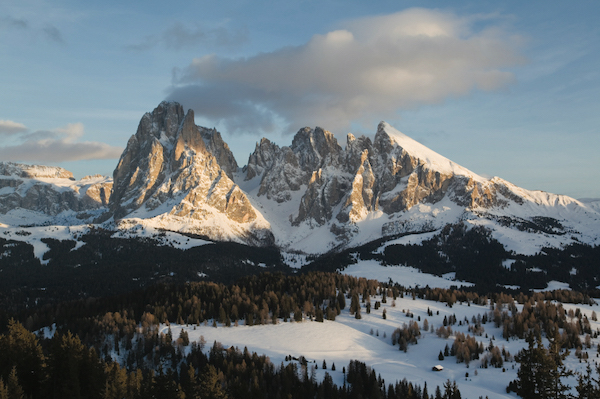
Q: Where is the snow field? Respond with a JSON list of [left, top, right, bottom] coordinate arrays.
[[342, 260, 475, 289], [160, 289, 600, 398]]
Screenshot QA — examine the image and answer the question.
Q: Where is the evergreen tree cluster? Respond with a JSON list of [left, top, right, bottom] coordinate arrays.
[[5, 270, 600, 398], [380, 222, 600, 291], [0, 231, 287, 317], [391, 321, 421, 352], [8, 273, 383, 351], [508, 330, 573, 398], [2, 221, 599, 324], [383, 223, 510, 289], [450, 332, 484, 365], [492, 298, 592, 349], [0, 319, 462, 399]]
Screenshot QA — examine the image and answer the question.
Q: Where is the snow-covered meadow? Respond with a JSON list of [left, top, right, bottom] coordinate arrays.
[[161, 286, 600, 398]]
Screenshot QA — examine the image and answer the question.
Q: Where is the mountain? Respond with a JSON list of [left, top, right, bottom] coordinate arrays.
[[0, 101, 599, 257], [107, 101, 272, 246], [0, 162, 111, 225], [239, 121, 599, 254]]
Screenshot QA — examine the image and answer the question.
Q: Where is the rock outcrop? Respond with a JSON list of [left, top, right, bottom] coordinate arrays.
[[108, 101, 272, 246], [0, 162, 75, 180], [0, 162, 111, 216], [3, 102, 597, 256], [244, 122, 501, 228]]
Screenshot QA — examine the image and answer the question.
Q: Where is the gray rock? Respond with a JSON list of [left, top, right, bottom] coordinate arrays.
[[108, 101, 266, 244], [0, 162, 111, 217]]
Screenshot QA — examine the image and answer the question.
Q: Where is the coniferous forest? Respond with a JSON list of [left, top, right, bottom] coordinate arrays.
[[2, 223, 600, 316], [1, 223, 600, 398], [0, 272, 470, 399], [2, 269, 600, 397]]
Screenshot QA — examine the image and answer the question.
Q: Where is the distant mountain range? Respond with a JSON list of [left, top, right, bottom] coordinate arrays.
[[1, 101, 598, 258]]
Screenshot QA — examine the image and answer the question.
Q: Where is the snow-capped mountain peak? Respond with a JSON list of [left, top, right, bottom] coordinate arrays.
[[376, 121, 483, 181], [1, 101, 598, 256]]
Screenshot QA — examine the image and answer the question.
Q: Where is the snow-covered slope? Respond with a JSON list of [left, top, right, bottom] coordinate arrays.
[[107, 101, 273, 246], [1, 102, 599, 257], [0, 162, 112, 224], [161, 288, 599, 398], [239, 121, 600, 254]]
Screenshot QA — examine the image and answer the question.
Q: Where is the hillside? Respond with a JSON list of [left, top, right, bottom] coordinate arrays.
[[4, 271, 600, 398], [0, 101, 598, 258]]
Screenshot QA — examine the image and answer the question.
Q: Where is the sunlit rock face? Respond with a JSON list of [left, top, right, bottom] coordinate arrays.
[[0, 162, 112, 216], [245, 121, 504, 227], [4, 101, 595, 254], [109, 101, 272, 246]]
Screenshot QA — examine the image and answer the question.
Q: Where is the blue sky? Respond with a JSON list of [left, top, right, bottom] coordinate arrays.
[[1, 0, 599, 198]]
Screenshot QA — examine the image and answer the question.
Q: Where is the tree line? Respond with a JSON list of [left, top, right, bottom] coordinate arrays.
[[0, 319, 463, 399]]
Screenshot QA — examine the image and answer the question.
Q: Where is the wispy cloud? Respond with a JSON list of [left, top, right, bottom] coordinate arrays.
[[127, 22, 248, 51], [0, 15, 65, 44], [0, 121, 123, 162], [0, 16, 28, 30], [167, 8, 525, 135], [0, 120, 28, 135], [43, 25, 64, 43]]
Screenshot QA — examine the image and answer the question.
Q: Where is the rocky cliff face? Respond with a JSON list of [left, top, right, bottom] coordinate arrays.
[[2, 102, 597, 256], [109, 102, 508, 238], [0, 162, 112, 217], [0, 162, 75, 180], [244, 122, 501, 227], [109, 101, 272, 246], [238, 120, 600, 253]]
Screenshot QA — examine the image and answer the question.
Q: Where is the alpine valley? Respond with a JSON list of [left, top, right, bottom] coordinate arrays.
[[4, 101, 600, 399], [1, 101, 600, 306]]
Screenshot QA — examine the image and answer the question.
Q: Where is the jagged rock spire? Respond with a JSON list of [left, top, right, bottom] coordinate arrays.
[[108, 101, 272, 246]]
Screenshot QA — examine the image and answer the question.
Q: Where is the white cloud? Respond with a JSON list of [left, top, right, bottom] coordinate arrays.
[[0, 122, 123, 162], [0, 120, 28, 135], [167, 8, 525, 135]]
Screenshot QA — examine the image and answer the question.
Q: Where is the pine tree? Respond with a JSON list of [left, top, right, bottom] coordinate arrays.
[[0, 320, 45, 398], [104, 363, 127, 399], [152, 368, 185, 399], [435, 385, 443, 399], [6, 367, 24, 399], [350, 293, 360, 316], [576, 363, 598, 399], [0, 378, 7, 399], [337, 291, 346, 310], [443, 379, 461, 399], [80, 347, 105, 399], [199, 365, 227, 399], [181, 364, 199, 399], [126, 369, 144, 399], [315, 307, 324, 322], [179, 329, 190, 346], [512, 330, 573, 399], [513, 332, 540, 398], [355, 306, 362, 319], [545, 329, 573, 399], [47, 331, 85, 399]]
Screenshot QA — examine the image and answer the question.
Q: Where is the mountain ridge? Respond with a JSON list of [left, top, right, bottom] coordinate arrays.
[[0, 101, 598, 257]]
